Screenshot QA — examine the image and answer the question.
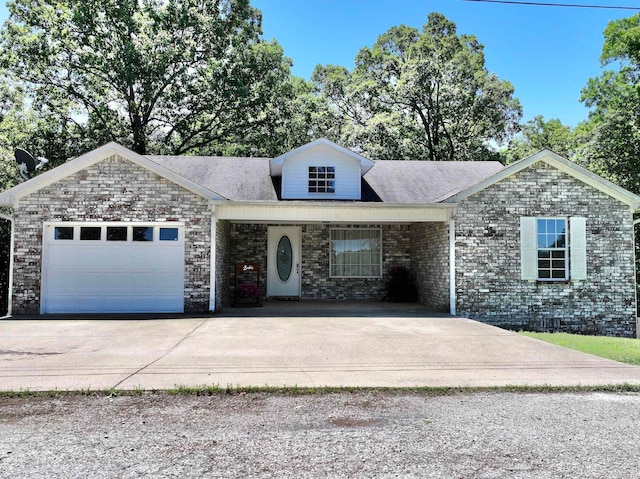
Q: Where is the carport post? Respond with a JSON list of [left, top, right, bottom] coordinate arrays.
[[209, 211, 217, 312], [0, 212, 13, 317], [449, 218, 456, 316]]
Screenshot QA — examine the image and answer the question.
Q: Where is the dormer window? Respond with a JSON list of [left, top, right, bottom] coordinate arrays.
[[309, 166, 335, 193]]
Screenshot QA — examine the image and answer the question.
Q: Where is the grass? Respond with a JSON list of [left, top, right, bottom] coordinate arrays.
[[2, 383, 640, 398], [520, 332, 640, 366]]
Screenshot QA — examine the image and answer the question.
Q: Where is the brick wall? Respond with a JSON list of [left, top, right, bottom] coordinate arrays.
[[12, 154, 212, 314], [410, 222, 450, 311], [455, 163, 637, 337]]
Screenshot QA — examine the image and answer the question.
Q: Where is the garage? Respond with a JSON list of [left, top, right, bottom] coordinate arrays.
[[41, 222, 185, 314]]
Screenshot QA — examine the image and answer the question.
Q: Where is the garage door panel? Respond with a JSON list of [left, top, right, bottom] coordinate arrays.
[[46, 295, 77, 314], [47, 272, 77, 293], [48, 246, 77, 269], [127, 247, 183, 269], [43, 224, 186, 314]]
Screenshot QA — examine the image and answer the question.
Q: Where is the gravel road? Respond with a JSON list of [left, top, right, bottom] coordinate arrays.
[[0, 391, 638, 478]]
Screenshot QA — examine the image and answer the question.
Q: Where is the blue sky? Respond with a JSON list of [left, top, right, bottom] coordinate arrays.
[[1, 1, 638, 127], [252, 0, 640, 127]]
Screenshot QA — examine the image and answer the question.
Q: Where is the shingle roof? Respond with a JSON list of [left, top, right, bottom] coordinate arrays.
[[146, 155, 504, 204], [147, 155, 277, 201], [363, 161, 505, 203]]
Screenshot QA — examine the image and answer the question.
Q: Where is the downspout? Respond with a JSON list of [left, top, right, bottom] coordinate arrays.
[[209, 206, 217, 312], [449, 215, 456, 316], [0, 212, 14, 317]]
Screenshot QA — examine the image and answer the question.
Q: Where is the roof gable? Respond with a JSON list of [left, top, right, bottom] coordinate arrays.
[[443, 149, 640, 209], [269, 138, 375, 177], [0, 142, 226, 207]]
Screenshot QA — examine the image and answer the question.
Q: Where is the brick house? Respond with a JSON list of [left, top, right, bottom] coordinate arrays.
[[1, 138, 638, 337]]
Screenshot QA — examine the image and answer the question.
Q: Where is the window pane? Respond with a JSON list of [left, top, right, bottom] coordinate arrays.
[[551, 250, 565, 259], [537, 219, 547, 234], [54, 227, 74, 240], [552, 260, 565, 269], [80, 227, 101, 240], [133, 227, 153, 242], [107, 227, 127, 241], [330, 229, 381, 277], [538, 250, 550, 258], [160, 228, 179, 241], [538, 260, 550, 269], [552, 270, 566, 279], [539, 270, 551, 278]]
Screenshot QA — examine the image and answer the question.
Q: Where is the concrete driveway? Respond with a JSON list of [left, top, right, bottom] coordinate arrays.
[[2, 302, 640, 391]]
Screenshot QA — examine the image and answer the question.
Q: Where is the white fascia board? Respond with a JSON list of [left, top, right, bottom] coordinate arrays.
[[214, 201, 454, 223], [269, 138, 375, 176], [0, 142, 226, 207], [443, 149, 640, 208]]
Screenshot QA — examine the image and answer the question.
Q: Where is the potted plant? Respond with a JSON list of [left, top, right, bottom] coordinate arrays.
[[234, 282, 261, 306]]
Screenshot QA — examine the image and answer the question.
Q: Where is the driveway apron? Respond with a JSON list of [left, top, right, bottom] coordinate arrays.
[[1, 303, 640, 391]]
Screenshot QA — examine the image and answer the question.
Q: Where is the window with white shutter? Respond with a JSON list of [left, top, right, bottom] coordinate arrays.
[[520, 216, 586, 281]]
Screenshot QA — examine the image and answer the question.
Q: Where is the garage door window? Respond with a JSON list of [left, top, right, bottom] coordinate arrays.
[[160, 228, 179, 241], [107, 227, 127, 241], [80, 227, 101, 241], [54, 227, 74, 240], [133, 227, 153, 242]]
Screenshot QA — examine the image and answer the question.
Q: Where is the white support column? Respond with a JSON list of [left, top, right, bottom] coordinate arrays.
[[449, 218, 456, 316], [0, 213, 14, 317], [209, 211, 218, 312]]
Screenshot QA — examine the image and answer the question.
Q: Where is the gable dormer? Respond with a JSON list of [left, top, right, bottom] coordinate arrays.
[[270, 139, 374, 200]]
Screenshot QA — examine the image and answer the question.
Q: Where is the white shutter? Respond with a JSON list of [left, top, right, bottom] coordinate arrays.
[[570, 217, 587, 280], [520, 217, 537, 280]]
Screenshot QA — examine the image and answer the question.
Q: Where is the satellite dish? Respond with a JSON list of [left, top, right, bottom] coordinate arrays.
[[14, 148, 49, 181]]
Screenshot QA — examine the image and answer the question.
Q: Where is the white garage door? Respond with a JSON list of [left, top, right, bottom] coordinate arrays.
[[42, 223, 185, 314]]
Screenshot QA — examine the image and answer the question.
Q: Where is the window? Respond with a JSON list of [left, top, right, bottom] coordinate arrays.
[[159, 227, 179, 241], [133, 227, 153, 242], [80, 227, 101, 241], [330, 229, 381, 278], [54, 227, 74, 240], [309, 166, 335, 193], [520, 217, 586, 281], [106, 227, 127, 241], [537, 218, 567, 280]]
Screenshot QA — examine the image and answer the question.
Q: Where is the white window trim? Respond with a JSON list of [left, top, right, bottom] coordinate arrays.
[[329, 227, 382, 279], [308, 166, 336, 194], [521, 216, 587, 282]]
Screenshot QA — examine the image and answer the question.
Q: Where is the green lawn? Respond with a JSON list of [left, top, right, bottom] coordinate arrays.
[[520, 332, 640, 366]]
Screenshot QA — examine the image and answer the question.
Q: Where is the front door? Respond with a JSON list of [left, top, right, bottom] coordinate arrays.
[[267, 226, 301, 298]]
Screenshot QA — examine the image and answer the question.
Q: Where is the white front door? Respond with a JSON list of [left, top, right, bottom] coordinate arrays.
[[267, 226, 301, 298]]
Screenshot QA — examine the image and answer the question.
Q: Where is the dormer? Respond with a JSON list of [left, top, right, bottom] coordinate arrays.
[[270, 139, 375, 200]]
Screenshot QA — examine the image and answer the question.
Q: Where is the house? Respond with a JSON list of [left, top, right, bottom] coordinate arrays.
[[0, 138, 638, 337]]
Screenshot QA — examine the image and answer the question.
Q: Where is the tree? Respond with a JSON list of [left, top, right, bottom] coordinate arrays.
[[0, 77, 79, 191], [211, 76, 342, 158], [504, 116, 574, 164], [313, 13, 522, 161], [577, 13, 640, 194], [1, 0, 291, 156]]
